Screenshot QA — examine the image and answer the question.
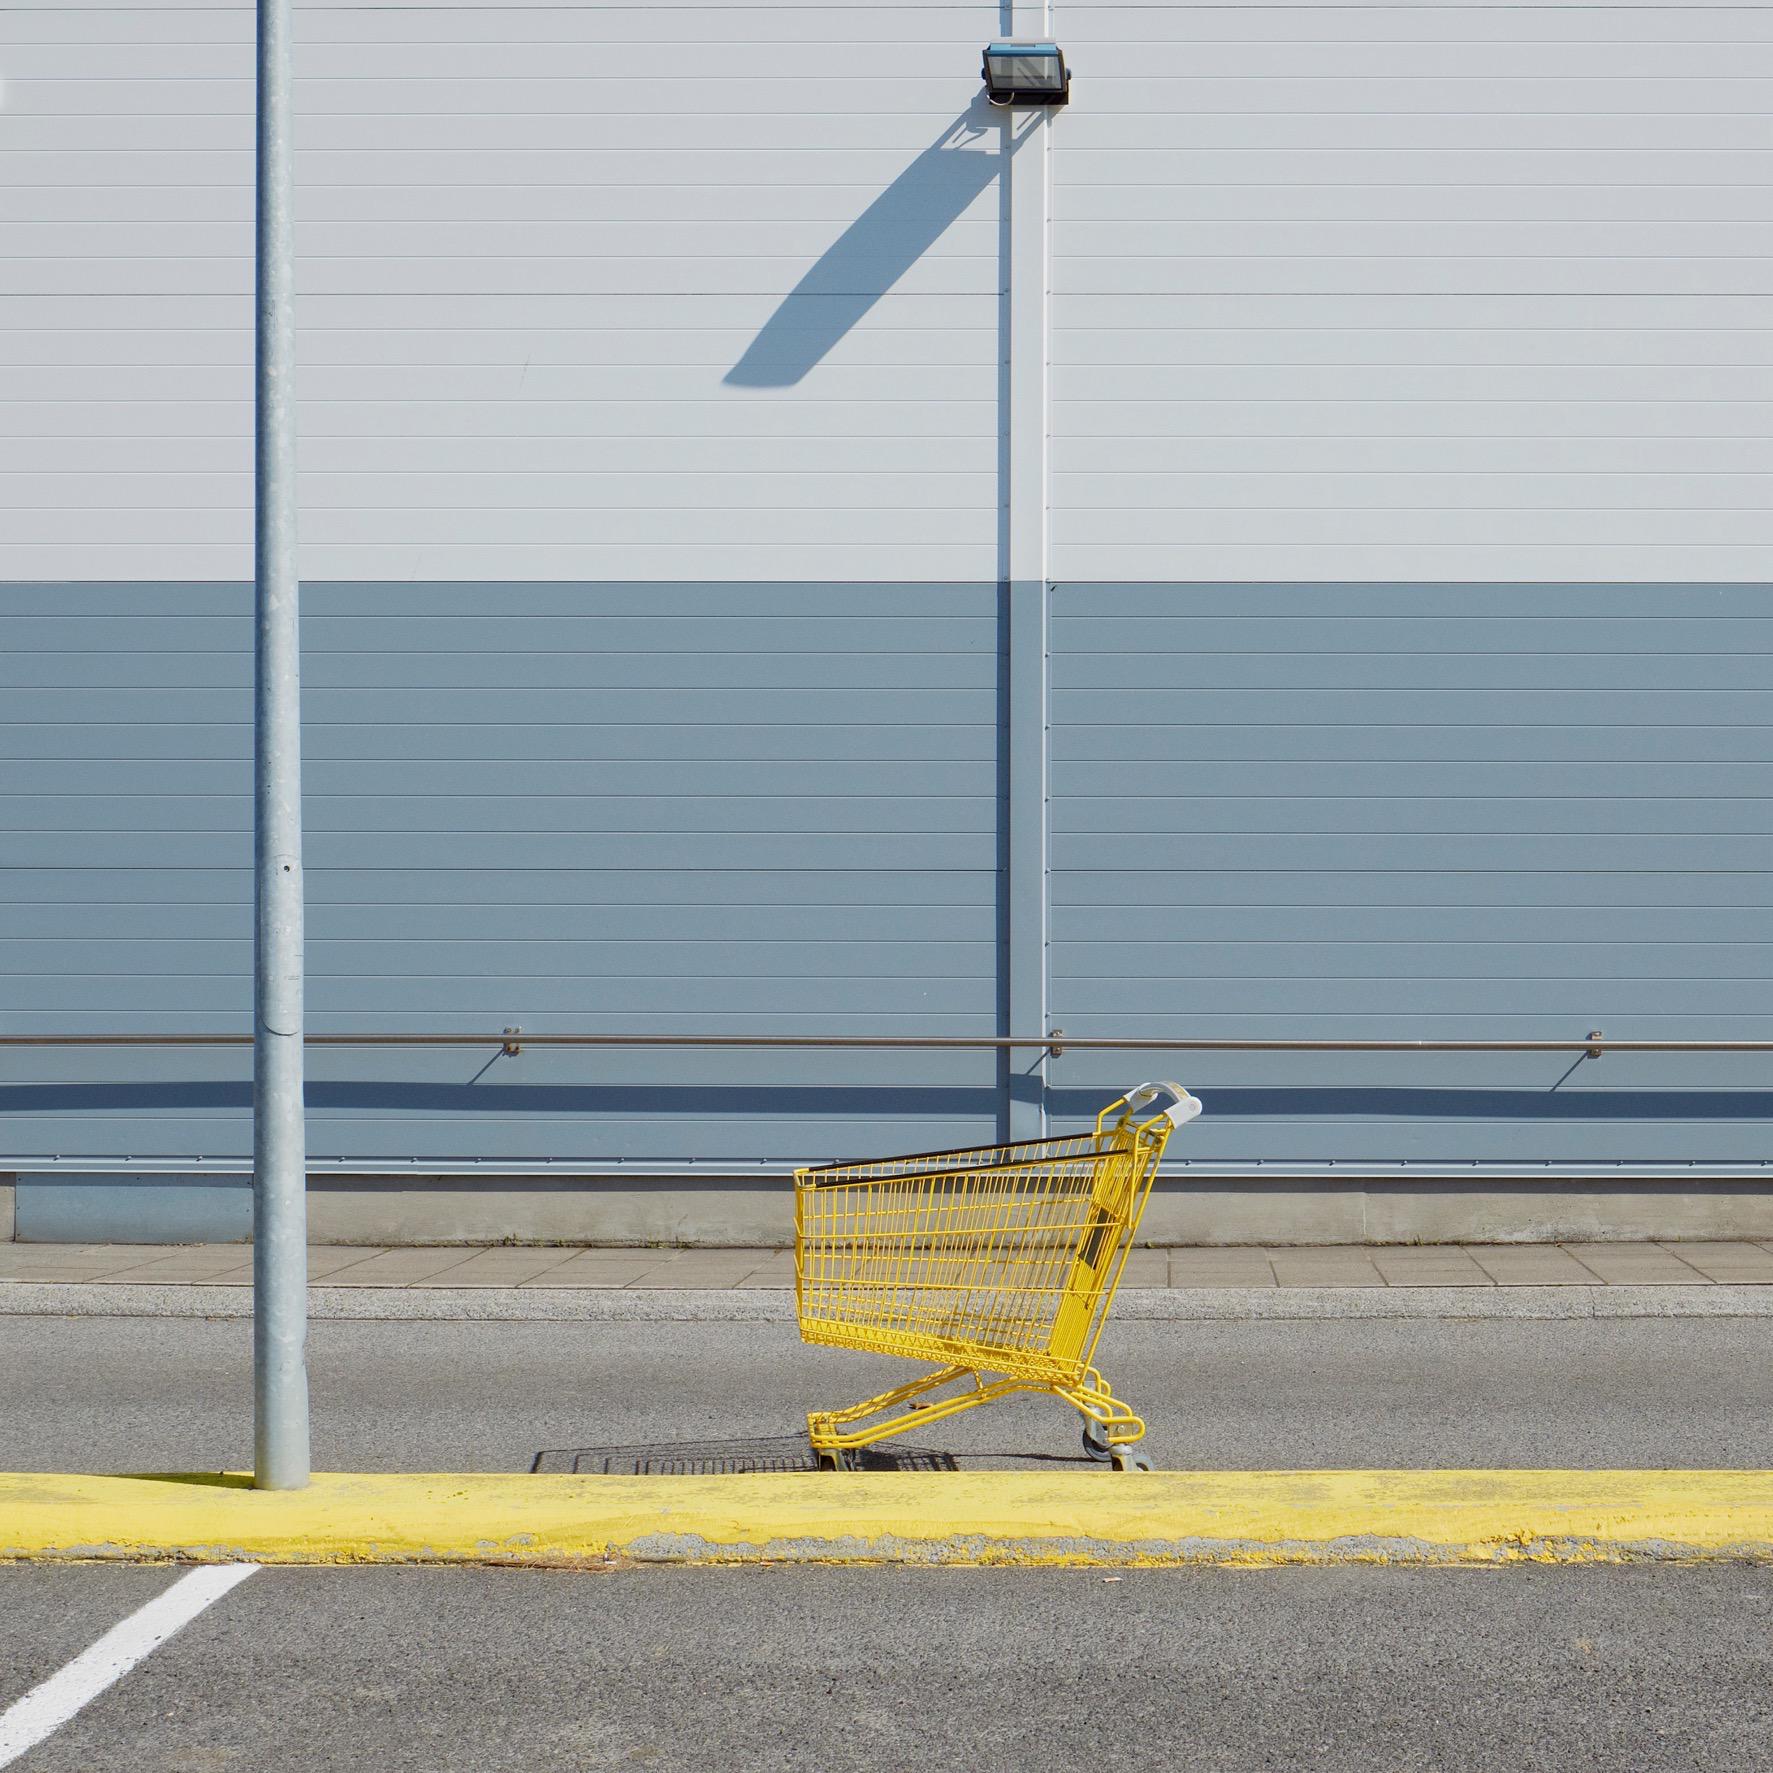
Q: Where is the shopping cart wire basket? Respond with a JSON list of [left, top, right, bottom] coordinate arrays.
[[794, 1081, 1202, 1472]]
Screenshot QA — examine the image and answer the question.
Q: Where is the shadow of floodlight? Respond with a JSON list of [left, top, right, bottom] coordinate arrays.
[[724, 102, 1010, 388]]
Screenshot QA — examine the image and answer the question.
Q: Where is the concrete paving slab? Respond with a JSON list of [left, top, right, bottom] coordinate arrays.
[[1119, 1249, 1167, 1287], [1562, 1244, 1710, 1285], [736, 1258, 797, 1289], [626, 1251, 779, 1288], [517, 1267, 658, 1289], [1665, 1241, 1773, 1284], [13, 1279, 1773, 1324], [1469, 1246, 1603, 1285], [315, 1249, 483, 1287], [1168, 1251, 1276, 1288], [1371, 1272, 1494, 1289], [520, 1247, 682, 1270], [193, 1248, 384, 1290], [103, 1248, 254, 1284], [1271, 1248, 1386, 1287], [519, 1247, 678, 1264], [1367, 1245, 1489, 1269], [301, 1247, 390, 1280], [12, 1240, 1773, 1291], [1372, 1250, 1494, 1287], [414, 1249, 580, 1288], [516, 1256, 680, 1288], [1368, 1262, 1496, 1290], [0, 1244, 190, 1281]]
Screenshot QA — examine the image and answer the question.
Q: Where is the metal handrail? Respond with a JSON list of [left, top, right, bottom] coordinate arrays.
[[0, 1033, 1768, 1054]]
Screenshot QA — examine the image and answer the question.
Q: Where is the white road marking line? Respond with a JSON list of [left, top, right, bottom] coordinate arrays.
[[0, 1563, 257, 1767]]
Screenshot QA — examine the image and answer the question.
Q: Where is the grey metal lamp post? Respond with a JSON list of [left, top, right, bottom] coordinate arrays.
[[253, 0, 310, 1491], [993, 17, 1064, 1140]]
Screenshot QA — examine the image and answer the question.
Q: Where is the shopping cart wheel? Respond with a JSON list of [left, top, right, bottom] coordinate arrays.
[[1109, 1447, 1153, 1474], [814, 1448, 855, 1472], [1081, 1422, 1113, 1463]]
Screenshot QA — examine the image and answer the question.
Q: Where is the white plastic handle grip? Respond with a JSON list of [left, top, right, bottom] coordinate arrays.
[[1122, 1080, 1203, 1127]]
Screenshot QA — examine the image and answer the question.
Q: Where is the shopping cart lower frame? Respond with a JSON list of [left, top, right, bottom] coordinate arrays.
[[794, 1082, 1202, 1472]]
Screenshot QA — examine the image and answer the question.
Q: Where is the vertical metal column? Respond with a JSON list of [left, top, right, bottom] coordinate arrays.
[[1003, 8, 1054, 1141], [252, 0, 310, 1490]]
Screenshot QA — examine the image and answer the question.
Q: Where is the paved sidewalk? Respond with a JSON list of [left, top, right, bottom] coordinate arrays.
[[4, 1240, 1773, 1289]]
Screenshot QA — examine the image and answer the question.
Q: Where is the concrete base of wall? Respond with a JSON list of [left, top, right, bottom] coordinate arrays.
[[1141, 1176, 1773, 1247], [305, 1176, 787, 1247], [11, 1174, 250, 1245], [7, 1171, 1773, 1247]]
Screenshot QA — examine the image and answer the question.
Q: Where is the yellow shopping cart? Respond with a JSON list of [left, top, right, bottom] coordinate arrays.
[[794, 1081, 1202, 1472]]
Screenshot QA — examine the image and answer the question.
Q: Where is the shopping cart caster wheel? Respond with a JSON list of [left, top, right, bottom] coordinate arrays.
[[1110, 1448, 1153, 1474], [814, 1449, 854, 1473], [1081, 1423, 1113, 1463]]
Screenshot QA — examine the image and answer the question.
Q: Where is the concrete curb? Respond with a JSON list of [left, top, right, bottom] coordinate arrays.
[[5, 1281, 1773, 1322], [3, 1470, 1771, 1568]]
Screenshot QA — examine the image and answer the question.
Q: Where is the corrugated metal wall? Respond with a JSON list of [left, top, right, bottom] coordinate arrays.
[[2, 1, 1769, 1180], [1, 581, 1001, 1165], [1, 0, 1002, 583], [1041, 2, 1772, 1164], [1051, 1, 1773, 583], [1046, 583, 1773, 1167], [0, 0, 1007, 1169]]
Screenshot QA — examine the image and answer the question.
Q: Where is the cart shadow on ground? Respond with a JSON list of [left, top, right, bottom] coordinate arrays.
[[530, 1434, 1101, 1475]]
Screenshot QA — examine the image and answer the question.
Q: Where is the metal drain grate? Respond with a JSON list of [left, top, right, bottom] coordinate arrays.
[[531, 1434, 960, 1475]]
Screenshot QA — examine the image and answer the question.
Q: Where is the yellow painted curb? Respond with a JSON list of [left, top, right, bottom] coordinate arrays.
[[4, 1470, 1773, 1566]]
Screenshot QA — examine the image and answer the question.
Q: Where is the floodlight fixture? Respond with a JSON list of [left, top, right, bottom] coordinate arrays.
[[982, 41, 1070, 107]]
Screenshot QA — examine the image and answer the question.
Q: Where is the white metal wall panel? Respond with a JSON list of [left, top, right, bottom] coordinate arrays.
[[0, 1, 1002, 582], [1050, 3, 1773, 582]]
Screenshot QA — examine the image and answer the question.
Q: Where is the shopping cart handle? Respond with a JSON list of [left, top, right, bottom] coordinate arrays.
[[1122, 1081, 1203, 1127]]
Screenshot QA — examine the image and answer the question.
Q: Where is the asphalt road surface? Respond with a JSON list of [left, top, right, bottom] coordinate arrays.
[[3, 1562, 1772, 1772], [6, 1313, 1773, 1771], [3, 1312, 1773, 1472]]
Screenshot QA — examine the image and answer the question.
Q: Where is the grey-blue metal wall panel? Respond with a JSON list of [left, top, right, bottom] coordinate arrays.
[[1048, 582, 1773, 1168], [14, 1175, 251, 1245], [0, 581, 1002, 1168]]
